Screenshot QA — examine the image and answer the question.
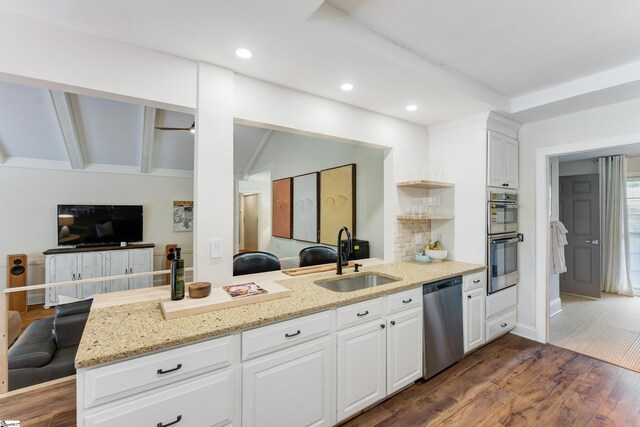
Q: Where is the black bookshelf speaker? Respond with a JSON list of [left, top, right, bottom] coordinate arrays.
[[7, 253, 28, 312]]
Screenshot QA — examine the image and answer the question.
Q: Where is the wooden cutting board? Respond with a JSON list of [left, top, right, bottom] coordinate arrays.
[[160, 281, 291, 320], [282, 261, 355, 277]]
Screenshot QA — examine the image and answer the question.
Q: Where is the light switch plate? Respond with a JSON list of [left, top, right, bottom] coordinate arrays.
[[210, 239, 222, 258]]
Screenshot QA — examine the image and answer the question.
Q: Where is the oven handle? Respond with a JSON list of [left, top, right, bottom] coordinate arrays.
[[490, 235, 521, 244], [490, 203, 519, 209]]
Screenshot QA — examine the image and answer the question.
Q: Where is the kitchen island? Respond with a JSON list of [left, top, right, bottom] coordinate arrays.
[[76, 259, 486, 427]]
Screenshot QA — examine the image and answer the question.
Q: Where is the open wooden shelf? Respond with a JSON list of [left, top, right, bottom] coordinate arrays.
[[396, 214, 454, 221], [396, 180, 454, 190]]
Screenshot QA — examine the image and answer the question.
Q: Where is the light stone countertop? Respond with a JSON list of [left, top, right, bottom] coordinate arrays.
[[76, 259, 485, 369]]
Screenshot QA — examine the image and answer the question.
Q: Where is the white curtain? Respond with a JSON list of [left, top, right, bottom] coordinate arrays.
[[599, 155, 634, 296]]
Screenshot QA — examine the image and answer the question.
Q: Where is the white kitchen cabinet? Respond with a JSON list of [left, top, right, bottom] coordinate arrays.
[[387, 307, 423, 394], [243, 336, 334, 427], [45, 252, 104, 306], [77, 334, 240, 427], [463, 287, 485, 353], [487, 131, 518, 189], [45, 247, 153, 306], [337, 319, 386, 422]]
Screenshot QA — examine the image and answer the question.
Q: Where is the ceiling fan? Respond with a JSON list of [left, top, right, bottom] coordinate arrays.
[[155, 121, 196, 133]]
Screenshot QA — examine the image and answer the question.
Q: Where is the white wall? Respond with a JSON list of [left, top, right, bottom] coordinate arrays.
[[0, 167, 194, 298], [243, 131, 385, 259], [519, 97, 640, 333]]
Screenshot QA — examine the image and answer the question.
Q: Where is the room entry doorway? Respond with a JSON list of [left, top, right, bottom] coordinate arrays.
[[559, 173, 601, 298], [242, 193, 259, 251]]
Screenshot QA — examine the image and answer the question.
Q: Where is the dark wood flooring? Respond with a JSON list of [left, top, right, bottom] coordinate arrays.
[[0, 376, 75, 426], [1, 334, 639, 426], [345, 333, 640, 426]]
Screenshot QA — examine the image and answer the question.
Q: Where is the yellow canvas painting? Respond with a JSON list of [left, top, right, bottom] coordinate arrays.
[[320, 164, 356, 245]]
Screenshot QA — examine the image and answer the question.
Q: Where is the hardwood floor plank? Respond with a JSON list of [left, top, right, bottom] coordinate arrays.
[[0, 376, 75, 425], [341, 404, 392, 427], [589, 367, 640, 427], [374, 391, 458, 426], [432, 382, 515, 426]]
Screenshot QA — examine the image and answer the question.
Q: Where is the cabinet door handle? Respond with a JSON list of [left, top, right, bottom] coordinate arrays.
[[129, 267, 133, 274], [356, 310, 369, 317], [78, 273, 82, 280], [124, 269, 128, 275], [402, 298, 412, 304], [390, 320, 396, 326], [500, 323, 508, 328], [157, 415, 182, 427], [380, 324, 385, 329], [467, 295, 472, 299], [72, 273, 76, 280], [502, 183, 509, 187], [473, 279, 481, 284], [157, 363, 182, 375], [285, 330, 301, 338]]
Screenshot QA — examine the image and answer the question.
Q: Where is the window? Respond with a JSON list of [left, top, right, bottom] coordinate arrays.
[[627, 177, 640, 290]]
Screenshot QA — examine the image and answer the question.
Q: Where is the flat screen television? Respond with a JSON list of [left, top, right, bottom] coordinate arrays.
[[57, 205, 143, 247]]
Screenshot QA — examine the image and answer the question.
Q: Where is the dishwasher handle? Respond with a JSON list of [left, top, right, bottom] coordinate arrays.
[[423, 276, 462, 295]]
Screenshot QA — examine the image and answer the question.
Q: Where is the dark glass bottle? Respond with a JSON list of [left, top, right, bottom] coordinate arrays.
[[170, 247, 185, 300]]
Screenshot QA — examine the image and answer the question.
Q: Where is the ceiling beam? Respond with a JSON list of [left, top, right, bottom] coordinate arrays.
[[49, 90, 85, 169], [242, 130, 272, 180], [140, 107, 157, 174]]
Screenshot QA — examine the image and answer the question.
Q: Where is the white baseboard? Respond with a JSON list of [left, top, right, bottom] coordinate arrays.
[[511, 323, 538, 341], [550, 297, 562, 318]]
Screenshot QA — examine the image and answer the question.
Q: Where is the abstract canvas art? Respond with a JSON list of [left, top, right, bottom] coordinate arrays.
[[293, 172, 319, 242], [272, 177, 293, 238], [320, 164, 356, 245], [173, 201, 194, 232]]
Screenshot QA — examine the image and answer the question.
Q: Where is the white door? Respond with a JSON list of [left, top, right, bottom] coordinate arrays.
[[503, 135, 519, 189], [129, 248, 153, 289], [464, 288, 485, 353], [104, 250, 130, 293], [78, 252, 104, 298], [242, 337, 334, 427], [387, 307, 423, 394], [487, 131, 506, 188], [48, 253, 78, 304], [336, 320, 386, 422], [243, 194, 259, 252]]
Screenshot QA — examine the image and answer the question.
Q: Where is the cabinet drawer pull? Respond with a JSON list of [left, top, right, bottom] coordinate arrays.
[[500, 323, 508, 328], [473, 279, 481, 284], [157, 363, 182, 375], [129, 267, 133, 274], [390, 320, 396, 326], [78, 273, 82, 280], [285, 330, 301, 338], [72, 273, 76, 280], [380, 324, 385, 329], [157, 415, 182, 427], [356, 310, 369, 317], [467, 295, 472, 299], [402, 298, 412, 304]]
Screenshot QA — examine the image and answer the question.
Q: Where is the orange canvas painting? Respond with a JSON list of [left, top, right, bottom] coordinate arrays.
[[272, 177, 293, 238]]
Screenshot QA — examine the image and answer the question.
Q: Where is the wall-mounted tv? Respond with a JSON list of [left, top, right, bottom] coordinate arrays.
[[57, 205, 143, 247]]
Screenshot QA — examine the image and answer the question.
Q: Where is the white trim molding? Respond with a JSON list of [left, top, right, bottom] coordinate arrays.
[[511, 323, 538, 341], [549, 298, 562, 318], [534, 131, 640, 343]]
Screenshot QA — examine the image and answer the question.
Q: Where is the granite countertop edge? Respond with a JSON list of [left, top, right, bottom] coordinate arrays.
[[76, 260, 486, 369]]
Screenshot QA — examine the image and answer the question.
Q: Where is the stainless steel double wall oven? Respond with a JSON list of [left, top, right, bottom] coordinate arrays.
[[487, 189, 521, 294]]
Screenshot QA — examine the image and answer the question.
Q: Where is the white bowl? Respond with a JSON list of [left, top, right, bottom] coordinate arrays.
[[425, 249, 447, 261]]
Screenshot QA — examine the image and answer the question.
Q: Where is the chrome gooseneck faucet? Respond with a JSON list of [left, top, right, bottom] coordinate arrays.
[[336, 226, 352, 275]]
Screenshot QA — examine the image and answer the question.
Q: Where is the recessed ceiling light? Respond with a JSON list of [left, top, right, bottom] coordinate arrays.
[[406, 104, 417, 111], [236, 48, 252, 59], [341, 83, 354, 92]]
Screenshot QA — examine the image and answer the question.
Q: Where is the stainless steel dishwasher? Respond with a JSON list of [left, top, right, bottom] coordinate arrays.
[[423, 275, 464, 379]]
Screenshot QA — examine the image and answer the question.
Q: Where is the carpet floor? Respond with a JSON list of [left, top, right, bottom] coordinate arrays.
[[550, 292, 640, 372]]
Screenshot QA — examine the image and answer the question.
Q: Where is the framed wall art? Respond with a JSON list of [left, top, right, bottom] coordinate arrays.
[[292, 172, 319, 242], [173, 201, 194, 232], [272, 177, 293, 238], [319, 164, 356, 245]]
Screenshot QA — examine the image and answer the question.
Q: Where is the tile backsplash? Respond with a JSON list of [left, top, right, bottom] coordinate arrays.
[[394, 219, 431, 261]]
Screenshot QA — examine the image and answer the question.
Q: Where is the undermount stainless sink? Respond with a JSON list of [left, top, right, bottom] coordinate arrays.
[[314, 273, 400, 292]]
